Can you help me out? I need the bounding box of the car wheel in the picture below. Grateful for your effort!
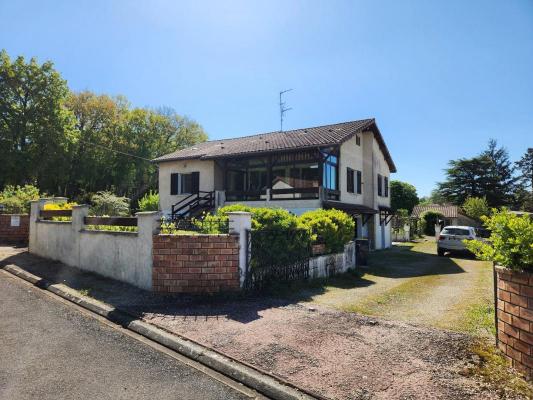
[437,247,445,257]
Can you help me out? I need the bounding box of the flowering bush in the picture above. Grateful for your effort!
[464,209,533,271]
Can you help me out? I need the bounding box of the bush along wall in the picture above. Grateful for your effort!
[197,204,355,267]
[465,210,533,377]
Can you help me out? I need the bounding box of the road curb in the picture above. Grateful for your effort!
[2,264,318,400]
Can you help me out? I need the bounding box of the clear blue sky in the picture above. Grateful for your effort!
[1,0,532,196]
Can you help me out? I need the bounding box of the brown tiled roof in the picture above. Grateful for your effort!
[411,204,461,218]
[153,119,397,172]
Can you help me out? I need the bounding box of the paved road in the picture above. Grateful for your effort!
[0,271,259,400]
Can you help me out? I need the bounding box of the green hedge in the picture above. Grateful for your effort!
[299,208,355,253]
[199,205,355,267]
[465,209,533,271]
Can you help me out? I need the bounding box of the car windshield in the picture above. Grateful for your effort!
[441,228,470,236]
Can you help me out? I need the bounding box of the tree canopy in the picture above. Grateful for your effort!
[0,50,207,201]
[462,197,490,221]
[390,180,419,213]
[436,140,519,207]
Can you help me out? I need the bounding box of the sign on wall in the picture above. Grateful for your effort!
[10,215,20,227]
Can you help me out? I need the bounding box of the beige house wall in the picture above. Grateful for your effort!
[339,135,365,204]
[158,159,216,212]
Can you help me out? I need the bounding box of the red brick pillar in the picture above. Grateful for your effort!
[496,266,533,377]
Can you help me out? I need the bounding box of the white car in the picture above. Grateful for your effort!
[437,226,479,256]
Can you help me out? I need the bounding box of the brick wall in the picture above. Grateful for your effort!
[496,266,533,377]
[0,214,29,245]
[152,234,240,294]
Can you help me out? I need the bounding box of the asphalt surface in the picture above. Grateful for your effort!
[0,271,258,400]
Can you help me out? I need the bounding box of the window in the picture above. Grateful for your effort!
[377,174,383,196]
[384,176,389,197]
[170,172,199,195]
[355,135,361,146]
[322,153,338,191]
[346,168,354,193]
[356,170,362,194]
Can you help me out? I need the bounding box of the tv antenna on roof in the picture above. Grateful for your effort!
[279,89,293,132]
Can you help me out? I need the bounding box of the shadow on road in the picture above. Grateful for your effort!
[0,248,374,324]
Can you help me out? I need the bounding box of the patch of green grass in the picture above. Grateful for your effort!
[78,288,91,297]
[469,341,533,398]
[460,301,496,337]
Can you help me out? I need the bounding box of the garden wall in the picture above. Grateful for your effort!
[152,234,240,293]
[0,214,29,245]
[309,241,356,279]
[496,266,533,377]
[29,199,159,290]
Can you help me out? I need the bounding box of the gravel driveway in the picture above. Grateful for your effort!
[1,245,529,399]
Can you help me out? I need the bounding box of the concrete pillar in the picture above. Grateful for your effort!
[265,188,271,202]
[404,224,410,241]
[215,190,226,209]
[227,211,252,288]
[29,197,68,254]
[136,211,161,291]
[71,205,89,232]
[136,211,161,237]
[435,224,441,240]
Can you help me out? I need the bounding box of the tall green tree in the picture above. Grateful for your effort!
[390,180,419,213]
[0,50,208,201]
[437,140,520,207]
[0,50,75,193]
[462,197,490,220]
[516,148,533,191]
[63,91,208,200]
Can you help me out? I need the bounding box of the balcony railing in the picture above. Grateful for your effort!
[225,187,320,202]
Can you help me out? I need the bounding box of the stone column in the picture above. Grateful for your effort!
[227,211,252,288]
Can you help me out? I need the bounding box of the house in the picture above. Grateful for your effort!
[411,204,481,227]
[152,119,396,249]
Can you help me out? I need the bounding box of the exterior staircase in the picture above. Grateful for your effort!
[171,191,215,219]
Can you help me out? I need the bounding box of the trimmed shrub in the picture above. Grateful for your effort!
[199,204,311,267]
[299,209,355,253]
[138,190,159,212]
[464,209,533,271]
[90,191,130,216]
